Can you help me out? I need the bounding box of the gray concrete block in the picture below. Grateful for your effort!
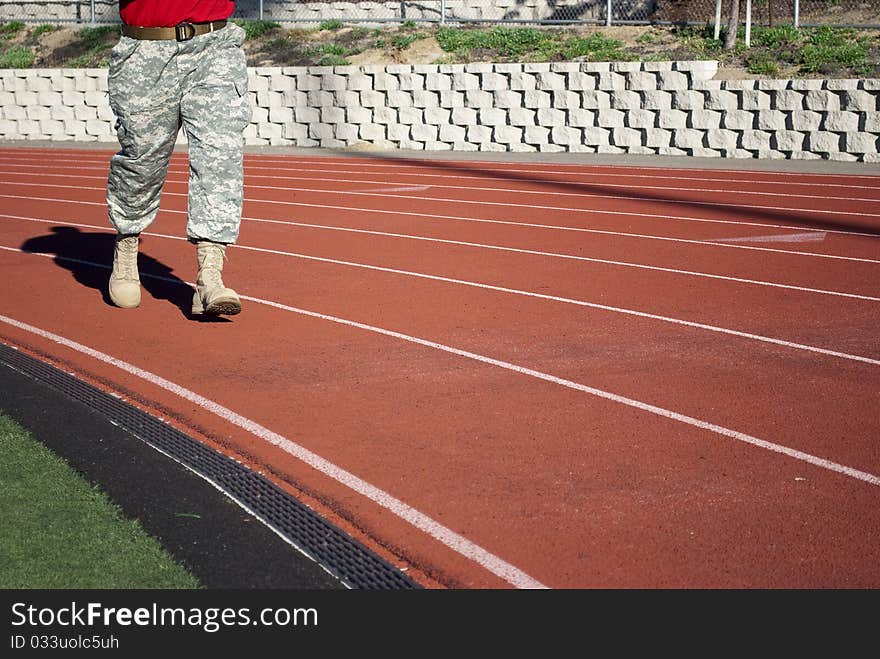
[722,110,754,130]
[538,107,566,126]
[626,71,658,91]
[509,106,537,126]
[689,147,722,157]
[481,72,509,91]
[865,112,880,131]
[657,70,689,90]
[360,123,384,142]
[425,72,452,91]
[388,123,411,141]
[841,90,877,111]
[823,111,860,132]
[597,144,627,154]
[645,127,672,148]
[465,89,493,108]
[359,90,386,107]
[672,90,705,110]
[826,80,859,90]
[425,107,452,125]
[705,89,738,110]
[580,90,611,109]
[321,106,345,124]
[467,124,492,143]
[494,90,524,109]
[612,126,643,147]
[480,107,508,126]
[597,72,626,90]
[509,72,537,91]
[657,146,690,156]
[658,109,688,129]
[774,90,805,110]
[387,90,414,107]
[567,72,597,91]
[398,73,426,91]
[596,108,626,127]
[554,90,582,110]
[523,90,552,108]
[568,108,596,127]
[413,90,440,108]
[845,132,879,153]
[610,90,641,109]
[451,107,477,125]
[673,128,706,148]
[626,109,657,128]
[373,73,401,91]
[740,90,771,110]
[805,131,842,152]
[582,126,611,146]
[705,128,739,149]
[25,106,49,121]
[524,125,551,144]
[772,130,806,151]
[642,90,672,109]
[690,109,722,129]
[827,152,861,161]
[411,124,439,141]
[439,124,466,142]
[550,126,584,146]
[336,123,360,141]
[790,110,823,131]
[398,107,424,125]
[440,90,465,108]
[536,72,566,90]
[495,125,524,144]
[757,110,787,130]
[269,106,293,123]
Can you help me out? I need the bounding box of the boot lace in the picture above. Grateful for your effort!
[114,235,139,281]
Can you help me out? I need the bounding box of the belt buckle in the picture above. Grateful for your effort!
[175,22,196,41]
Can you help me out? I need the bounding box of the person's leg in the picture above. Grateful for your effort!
[179,23,251,316]
[105,37,182,308]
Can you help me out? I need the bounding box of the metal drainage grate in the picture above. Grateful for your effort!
[0,342,420,590]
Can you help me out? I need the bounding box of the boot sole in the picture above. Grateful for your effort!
[205,300,241,316]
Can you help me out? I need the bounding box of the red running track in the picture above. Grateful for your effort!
[1,145,878,588]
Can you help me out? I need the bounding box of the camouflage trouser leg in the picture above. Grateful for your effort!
[106,22,251,244]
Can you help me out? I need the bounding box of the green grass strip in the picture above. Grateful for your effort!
[0,413,201,589]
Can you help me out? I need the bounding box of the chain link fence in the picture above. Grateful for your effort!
[0,0,877,27]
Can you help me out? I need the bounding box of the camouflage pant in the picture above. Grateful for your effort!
[106,22,251,244]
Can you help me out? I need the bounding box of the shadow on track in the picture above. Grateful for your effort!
[19,226,231,322]
[321,150,880,237]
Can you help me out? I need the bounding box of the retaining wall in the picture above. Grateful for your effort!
[1,61,878,161]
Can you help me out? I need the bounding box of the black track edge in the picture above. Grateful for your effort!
[0,341,420,590]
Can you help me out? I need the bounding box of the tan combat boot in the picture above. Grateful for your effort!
[108,233,141,308]
[192,240,242,316]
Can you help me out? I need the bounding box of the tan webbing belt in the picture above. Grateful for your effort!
[121,20,228,42]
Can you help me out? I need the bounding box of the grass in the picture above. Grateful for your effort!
[0,413,201,589]
[231,19,281,40]
[0,19,877,77]
[0,45,33,68]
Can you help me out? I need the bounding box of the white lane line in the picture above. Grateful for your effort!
[3,178,880,252]
[2,285,877,493]
[5,159,880,203]
[4,223,879,366]
[3,152,880,191]
[3,170,880,220]
[5,206,879,299]
[0,312,548,590]
[716,232,828,244]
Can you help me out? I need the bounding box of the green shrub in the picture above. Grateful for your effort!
[0,45,34,68]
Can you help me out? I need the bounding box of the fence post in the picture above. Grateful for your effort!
[259,0,264,21]
[713,0,722,40]
[440,0,446,25]
[793,0,800,28]
[606,0,612,27]
[91,0,96,24]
